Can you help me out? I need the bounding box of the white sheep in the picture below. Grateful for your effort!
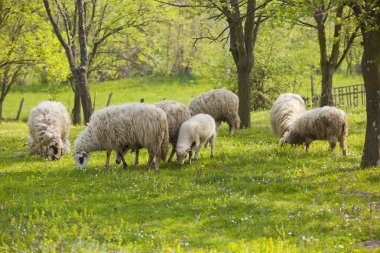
[176,113,216,165]
[26,136,70,156]
[270,93,306,138]
[116,100,191,165]
[279,106,348,155]
[189,89,240,136]
[73,103,169,171]
[27,101,71,160]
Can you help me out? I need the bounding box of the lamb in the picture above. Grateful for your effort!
[279,106,348,155]
[270,93,306,138]
[189,89,240,136]
[27,101,71,160]
[176,113,216,165]
[73,103,169,171]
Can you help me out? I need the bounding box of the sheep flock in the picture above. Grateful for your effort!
[24,89,348,170]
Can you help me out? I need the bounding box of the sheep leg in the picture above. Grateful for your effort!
[147,155,154,168]
[228,124,234,136]
[134,149,139,166]
[215,121,222,132]
[104,150,111,169]
[329,142,336,153]
[193,145,201,161]
[305,138,312,152]
[153,156,160,171]
[210,135,215,158]
[117,151,128,169]
[188,150,193,164]
[305,143,310,152]
[339,138,348,156]
[167,147,176,163]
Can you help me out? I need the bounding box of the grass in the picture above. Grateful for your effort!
[2,75,213,121]
[1,75,379,252]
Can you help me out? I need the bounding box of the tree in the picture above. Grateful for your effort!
[0,0,67,120]
[161,0,273,128]
[43,0,150,124]
[351,0,380,167]
[280,0,359,106]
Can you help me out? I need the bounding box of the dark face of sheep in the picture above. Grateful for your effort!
[74,151,89,169]
[48,141,61,160]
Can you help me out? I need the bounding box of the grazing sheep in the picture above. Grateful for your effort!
[74,103,169,171]
[189,89,240,136]
[270,93,306,138]
[176,113,216,165]
[27,136,70,156]
[27,101,71,160]
[116,100,191,164]
[279,106,348,155]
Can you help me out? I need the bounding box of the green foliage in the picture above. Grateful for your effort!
[0,78,378,252]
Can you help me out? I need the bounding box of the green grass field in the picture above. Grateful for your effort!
[1,75,379,252]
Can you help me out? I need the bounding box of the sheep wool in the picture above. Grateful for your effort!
[155,100,191,162]
[189,89,240,136]
[270,93,306,138]
[279,106,348,155]
[115,100,191,165]
[27,101,71,160]
[176,113,216,165]
[74,103,169,170]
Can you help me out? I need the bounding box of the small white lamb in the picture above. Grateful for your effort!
[176,113,216,165]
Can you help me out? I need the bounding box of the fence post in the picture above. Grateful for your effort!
[15,98,25,121]
[106,92,113,107]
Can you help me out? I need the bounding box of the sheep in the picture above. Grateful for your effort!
[270,93,306,138]
[176,113,216,165]
[27,101,71,160]
[116,100,191,165]
[189,89,240,136]
[278,106,348,155]
[26,136,70,156]
[73,103,169,171]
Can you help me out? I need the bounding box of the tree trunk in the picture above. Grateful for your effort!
[0,100,3,121]
[237,64,251,128]
[360,26,380,167]
[76,67,92,123]
[72,91,81,125]
[320,65,334,106]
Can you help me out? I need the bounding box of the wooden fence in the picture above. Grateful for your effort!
[333,84,365,107]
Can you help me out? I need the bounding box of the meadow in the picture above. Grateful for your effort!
[0,75,379,252]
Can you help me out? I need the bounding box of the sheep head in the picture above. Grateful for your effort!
[74,151,89,169]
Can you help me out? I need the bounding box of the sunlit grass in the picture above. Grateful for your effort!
[0,92,378,251]
[2,75,213,121]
